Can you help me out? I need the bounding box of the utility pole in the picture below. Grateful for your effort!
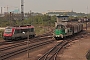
[86,6,88,31]
[7,6,8,12]
[1,7,2,14]
[10,12,12,26]
[27,31,30,58]
[30,10,32,24]
[21,0,24,25]
[30,10,31,16]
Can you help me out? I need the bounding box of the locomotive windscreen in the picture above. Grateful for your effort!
[4,28,12,34]
[56,25,65,29]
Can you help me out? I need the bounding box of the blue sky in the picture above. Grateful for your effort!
[0,0,90,13]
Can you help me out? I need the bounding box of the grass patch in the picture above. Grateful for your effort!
[35,26,47,35]
[0,30,4,39]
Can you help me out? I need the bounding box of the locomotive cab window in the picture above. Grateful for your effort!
[4,28,12,34]
[56,25,65,29]
[29,28,34,32]
[14,29,20,34]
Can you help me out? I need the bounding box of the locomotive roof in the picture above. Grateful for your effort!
[5,25,34,29]
[56,16,69,18]
[57,22,83,27]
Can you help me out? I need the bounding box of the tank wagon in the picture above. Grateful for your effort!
[3,25,35,41]
[53,16,83,40]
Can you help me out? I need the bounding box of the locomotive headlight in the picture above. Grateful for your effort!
[56,35,60,37]
[60,34,63,38]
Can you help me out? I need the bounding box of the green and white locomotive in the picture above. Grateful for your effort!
[53,16,83,40]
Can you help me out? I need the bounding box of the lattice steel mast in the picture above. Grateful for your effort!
[21,0,24,21]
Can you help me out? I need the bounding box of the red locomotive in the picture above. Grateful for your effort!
[3,25,35,41]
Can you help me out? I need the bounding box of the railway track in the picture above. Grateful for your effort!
[0,39,26,46]
[0,39,55,60]
[0,31,53,46]
[37,30,90,60]
[38,40,69,60]
[0,35,52,51]
[0,29,89,60]
[0,32,53,60]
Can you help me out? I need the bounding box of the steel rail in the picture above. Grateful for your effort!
[38,41,64,60]
[0,39,55,60]
[0,36,53,52]
[0,32,53,46]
